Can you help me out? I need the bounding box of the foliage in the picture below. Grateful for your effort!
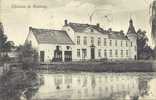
[17,43,39,70]
[153,46,156,59]
[137,29,153,60]
[0,22,14,62]
[0,70,43,100]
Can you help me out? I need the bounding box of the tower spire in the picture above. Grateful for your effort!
[127,18,136,34]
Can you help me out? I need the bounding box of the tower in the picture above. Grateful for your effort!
[150,0,156,47]
[127,19,137,60]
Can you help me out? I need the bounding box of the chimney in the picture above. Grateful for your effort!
[29,26,32,30]
[96,23,100,28]
[64,19,68,26]
[120,30,124,33]
[108,28,112,32]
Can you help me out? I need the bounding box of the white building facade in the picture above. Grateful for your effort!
[26,19,137,63]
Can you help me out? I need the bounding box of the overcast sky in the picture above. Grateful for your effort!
[0,0,154,45]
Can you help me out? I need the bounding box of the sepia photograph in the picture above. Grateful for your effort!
[0,0,156,100]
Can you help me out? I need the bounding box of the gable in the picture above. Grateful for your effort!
[25,30,39,48]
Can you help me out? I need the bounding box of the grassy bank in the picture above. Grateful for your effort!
[37,60,156,72]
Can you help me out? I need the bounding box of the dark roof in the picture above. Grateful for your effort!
[66,22,129,40]
[109,31,129,40]
[67,22,106,34]
[127,19,137,35]
[30,27,74,45]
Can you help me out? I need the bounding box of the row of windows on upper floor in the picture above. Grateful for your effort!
[77,49,129,58]
[76,36,133,47]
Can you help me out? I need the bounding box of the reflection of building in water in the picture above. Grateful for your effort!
[35,73,139,99]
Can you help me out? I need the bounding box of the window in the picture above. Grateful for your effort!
[66,46,70,50]
[115,40,117,46]
[91,29,94,32]
[29,40,32,45]
[121,50,123,57]
[98,49,101,57]
[77,36,80,45]
[115,49,118,57]
[109,40,112,46]
[126,50,128,57]
[82,49,87,58]
[40,51,45,62]
[121,41,123,47]
[126,41,128,47]
[91,37,94,45]
[68,28,70,31]
[131,42,133,47]
[104,38,107,46]
[109,50,112,57]
[104,49,107,57]
[135,46,137,51]
[83,36,87,45]
[98,37,101,46]
[77,49,80,57]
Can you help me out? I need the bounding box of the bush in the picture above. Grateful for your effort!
[17,43,39,70]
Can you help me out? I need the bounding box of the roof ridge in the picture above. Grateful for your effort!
[69,22,97,27]
[31,27,66,32]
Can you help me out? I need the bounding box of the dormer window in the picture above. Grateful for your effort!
[66,46,70,50]
[91,29,94,32]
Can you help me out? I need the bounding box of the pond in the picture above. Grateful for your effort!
[32,72,156,100]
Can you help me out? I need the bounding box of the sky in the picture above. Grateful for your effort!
[0,0,154,46]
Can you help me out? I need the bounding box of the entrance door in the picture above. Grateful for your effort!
[135,55,137,60]
[64,51,72,62]
[91,48,95,59]
[53,46,62,62]
[40,51,45,62]
[53,51,62,62]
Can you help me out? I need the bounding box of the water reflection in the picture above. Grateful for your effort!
[32,72,156,100]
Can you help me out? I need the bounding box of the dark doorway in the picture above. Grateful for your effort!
[53,46,62,62]
[64,51,72,62]
[135,55,137,60]
[40,51,45,62]
[91,47,95,59]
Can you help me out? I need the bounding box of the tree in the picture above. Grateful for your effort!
[0,22,14,61]
[137,29,153,60]
[0,70,43,100]
[150,0,156,47]
[17,43,39,70]
[153,46,156,59]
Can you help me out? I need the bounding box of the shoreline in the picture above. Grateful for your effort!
[37,60,156,72]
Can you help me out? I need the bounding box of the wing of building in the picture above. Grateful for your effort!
[26,19,137,63]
